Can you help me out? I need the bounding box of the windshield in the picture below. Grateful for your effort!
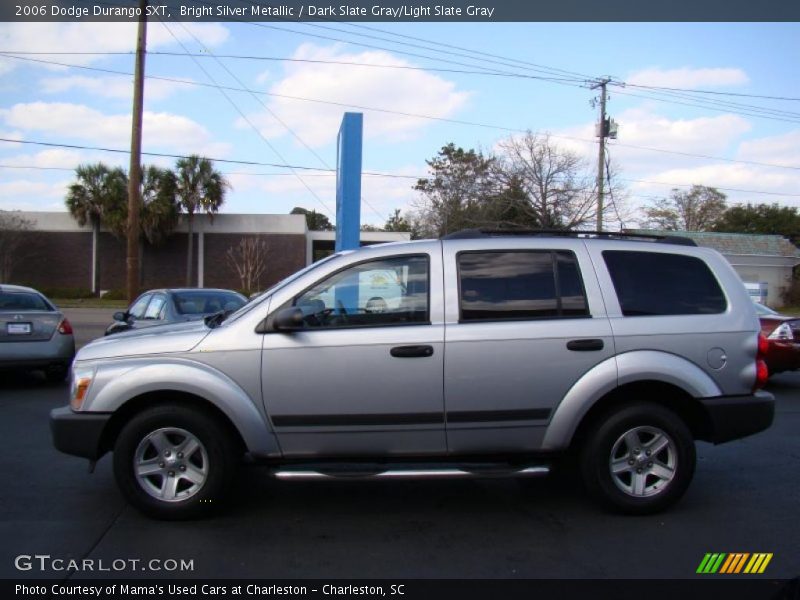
[223,253,342,325]
[172,290,246,315]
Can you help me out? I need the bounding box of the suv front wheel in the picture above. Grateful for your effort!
[113,404,238,520]
[580,402,696,514]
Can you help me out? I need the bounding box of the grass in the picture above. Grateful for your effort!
[52,298,128,309]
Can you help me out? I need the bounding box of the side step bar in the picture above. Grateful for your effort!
[271,465,550,481]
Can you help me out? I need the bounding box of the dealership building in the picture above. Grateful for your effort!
[8,212,409,294]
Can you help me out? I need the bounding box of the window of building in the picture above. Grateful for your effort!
[457,251,589,322]
[603,250,727,316]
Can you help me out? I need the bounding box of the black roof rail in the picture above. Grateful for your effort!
[441,228,697,246]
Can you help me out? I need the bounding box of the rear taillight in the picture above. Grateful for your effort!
[754,332,769,391]
[57,318,73,335]
[768,322,793,341]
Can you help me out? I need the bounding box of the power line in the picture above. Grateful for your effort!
[0,163,407,180]
[610,88,800,125]
[337,21,596,80]
[0,136,420,178]
[619,177,800,198]
[173,22,389,224]
[160,21,336,218]
[0,50,587,83]
[623,82,800,103]
[4,53,800,175]
[610,83,800,121]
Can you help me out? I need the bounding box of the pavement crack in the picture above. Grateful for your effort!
[62,502,127,583]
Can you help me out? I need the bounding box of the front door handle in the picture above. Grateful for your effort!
[390,345,434,358]
[566,339,604,352]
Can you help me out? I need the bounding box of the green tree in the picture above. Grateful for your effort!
[291,207,334,231]
[65,163,128,294]
[140,166,179,245]
[413,143,501,237]
[644,185,727,231]
[175,155,228,286]
[713,203,800,244]
[384,209,412,233]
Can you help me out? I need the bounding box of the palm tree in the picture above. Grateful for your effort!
[175,156,228,286]
[65,163,127,294]
[140,166,179,245]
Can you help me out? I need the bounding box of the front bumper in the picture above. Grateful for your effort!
[50,406,111,460]
[700,391,775,444]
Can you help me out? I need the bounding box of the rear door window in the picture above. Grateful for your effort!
[457,250,589,322]
[603,250,727,316]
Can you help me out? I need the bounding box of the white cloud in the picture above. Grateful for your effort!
[222,164,421,224]
[1,148,86,169]
[628,163,800,212]
[0,102,230,157]
[737,129,800,168]
[627,67,749,89]
[0,22,228,75]
[238,43,471,147]
[39,75,195,102]
[0,178,69,211]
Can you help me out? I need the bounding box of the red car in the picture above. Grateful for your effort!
[756,303,800,375]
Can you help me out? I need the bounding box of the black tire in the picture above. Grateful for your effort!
[113,404,238,520]
[580,402,695,515]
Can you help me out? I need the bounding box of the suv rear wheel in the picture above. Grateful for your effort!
[580,402,695,514]
[112,404,237,520]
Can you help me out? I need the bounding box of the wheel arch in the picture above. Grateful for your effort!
[99,391,247,457]
[567,381,713,451]
[86,359,281,459]
[542,351,721,451]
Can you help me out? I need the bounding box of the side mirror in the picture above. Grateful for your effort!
[113,311,129,322]
[272,307,305,332]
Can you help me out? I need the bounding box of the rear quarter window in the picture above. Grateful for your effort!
[603,250,727,316]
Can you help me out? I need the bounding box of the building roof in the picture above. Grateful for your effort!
[627,229,800,258]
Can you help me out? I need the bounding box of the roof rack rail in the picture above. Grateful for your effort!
[441,228,697,246]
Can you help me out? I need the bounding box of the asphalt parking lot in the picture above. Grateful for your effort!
[1,309,798,580]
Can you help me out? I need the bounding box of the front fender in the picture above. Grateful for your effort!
[83,358,280,458]
[541,350,723,451]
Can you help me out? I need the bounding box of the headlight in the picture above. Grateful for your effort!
[767,322,793,341]
[70,367,95,410]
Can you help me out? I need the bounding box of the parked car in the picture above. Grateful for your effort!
[755,302,800,374]
[105,288,247,336]
[51,231,774,519]
[0,284,75,381]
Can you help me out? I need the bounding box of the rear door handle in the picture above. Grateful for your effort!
[390,345,434,358]
[566,339,604,352]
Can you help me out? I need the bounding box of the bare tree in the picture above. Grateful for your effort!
[0,211,36,282]
[643,185,727,231]
[226,237,268,295]
[498,132,613,230]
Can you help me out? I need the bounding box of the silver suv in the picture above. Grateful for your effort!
[51,231,775,519]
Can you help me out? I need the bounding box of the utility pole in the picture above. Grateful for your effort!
[126,0,147,303]
[592,77,611,232]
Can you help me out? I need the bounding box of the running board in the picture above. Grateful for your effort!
[271,465,550,481]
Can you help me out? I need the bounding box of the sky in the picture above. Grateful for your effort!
[0,20,799,228]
